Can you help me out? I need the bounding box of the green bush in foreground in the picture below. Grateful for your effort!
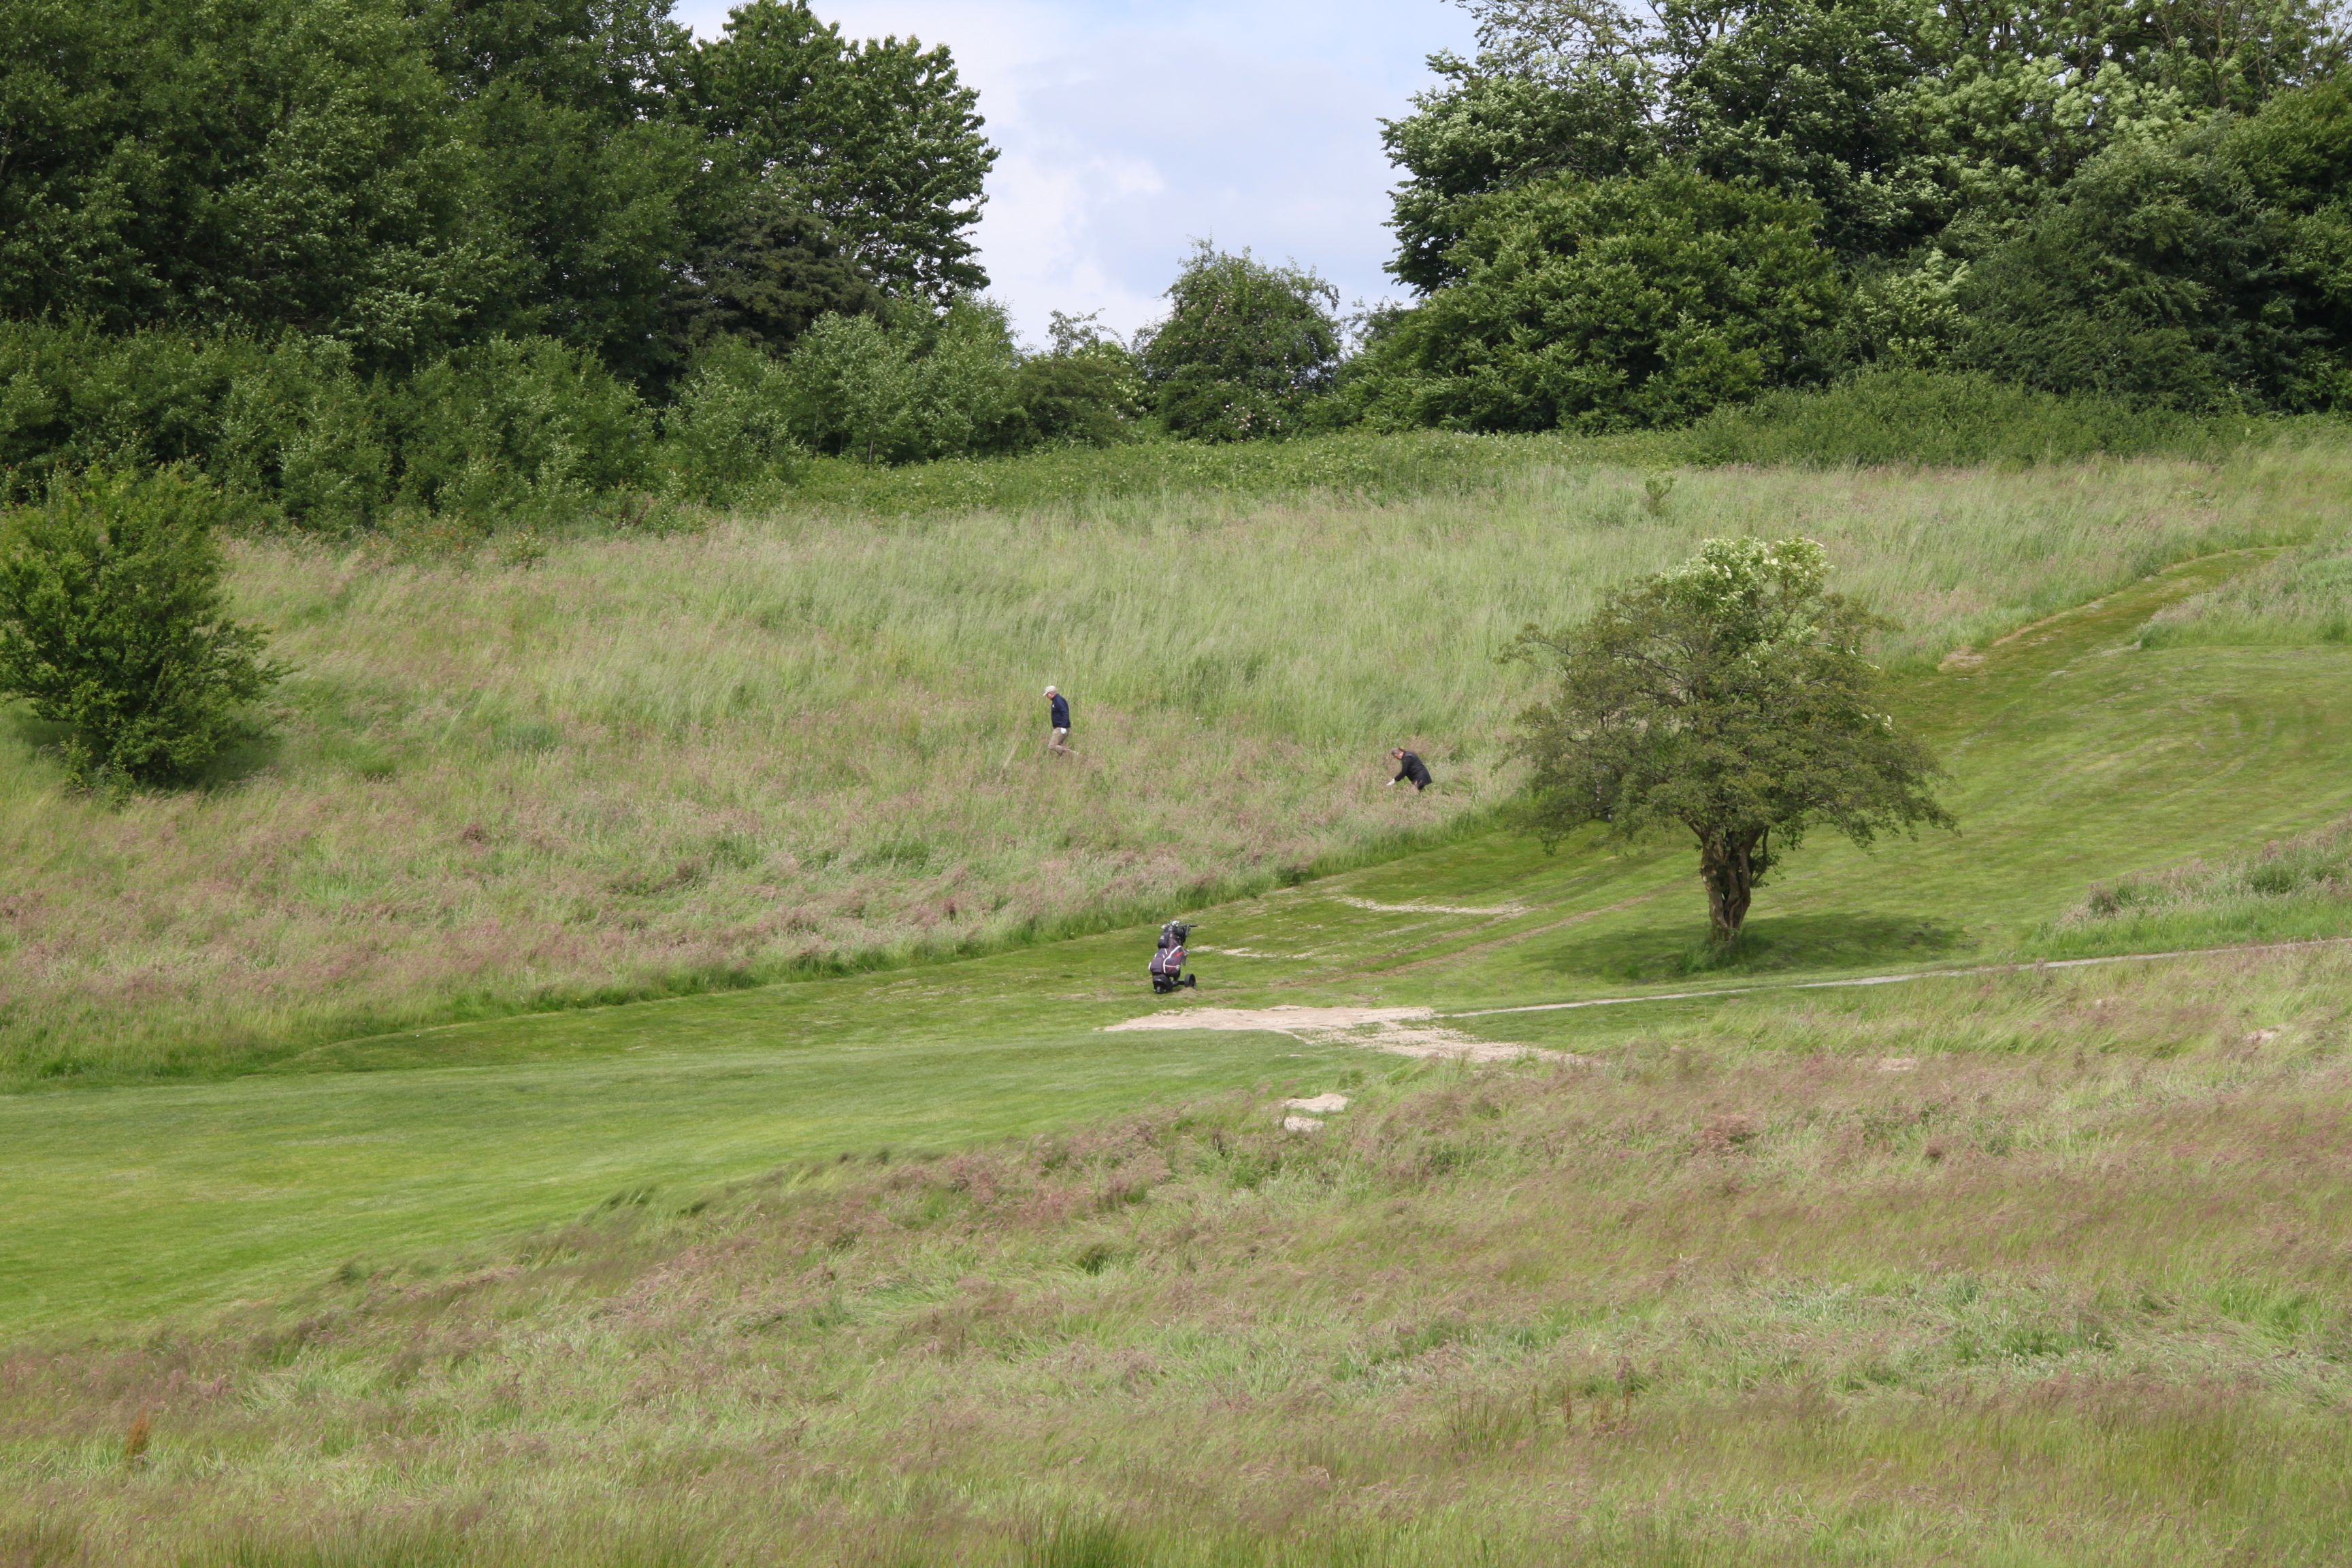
[0,469,282,787]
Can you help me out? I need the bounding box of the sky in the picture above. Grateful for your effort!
[670,1,1480,346]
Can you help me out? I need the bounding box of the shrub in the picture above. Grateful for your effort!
[994,312,1144,449]
[214,336,393,535]
[660,338,802,504]
[386,338,655,525]
[0,322,261,502]
[780,301,1022,463]
[1356,165,1845,432]
[0,468,282,787]
[1955,135,2308,408]
[1137,246,1343,442]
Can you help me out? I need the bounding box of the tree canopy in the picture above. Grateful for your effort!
[1508,536,1952,942]
[1137,247,1344,442]
[1367,0,2352,423]
[0,0,996,379]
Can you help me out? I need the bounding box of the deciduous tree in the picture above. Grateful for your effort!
[1508,536,1950,942]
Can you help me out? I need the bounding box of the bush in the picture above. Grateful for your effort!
[1955,135,2307,408]
[385,338,656,525]
[0,322,261,502]
[1355,165,1845,432]
[779,301,1023,464]
[1137,246,1342,442]
[0,323,653,532]
[213,336,393,534]
[0,468,282,787]
[994,312,1145,449]
[660,338,802,504]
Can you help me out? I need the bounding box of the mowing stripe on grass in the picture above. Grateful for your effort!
[1443,935,2352,1017]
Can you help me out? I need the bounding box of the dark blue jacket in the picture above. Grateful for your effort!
[1050,693,1071,728]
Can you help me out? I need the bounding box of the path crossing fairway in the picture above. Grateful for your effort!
[7,554,2352,1334]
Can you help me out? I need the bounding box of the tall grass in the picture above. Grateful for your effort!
[3,440,2340,1087]
[743,373,2289,517]
[9,943,2352,1564]
[2037,815,2352,954]
[1678,368,2270,469]
[2140,527,2352,646]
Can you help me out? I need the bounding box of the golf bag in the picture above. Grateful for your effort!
[1150,920,1197,994]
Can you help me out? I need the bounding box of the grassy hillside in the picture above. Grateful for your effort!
[7,549,2352,1337]
[5,438,2345,1089]
[11,438,2352,1562]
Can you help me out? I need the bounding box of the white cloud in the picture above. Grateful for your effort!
[672,0,1476,342]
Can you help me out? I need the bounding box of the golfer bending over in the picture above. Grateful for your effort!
[1388,747,1432,791]
[1046,685,1073,755]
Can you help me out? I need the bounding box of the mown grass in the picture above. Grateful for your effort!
[8,941,2352,1565]
[5,438,2345,1089]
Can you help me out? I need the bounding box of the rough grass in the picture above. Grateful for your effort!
[8,942,2352,1566]
[2141,525,2352,647]
[2040,815,2352,956]
[5,440,2344,1088]
[1676,367,2273,469]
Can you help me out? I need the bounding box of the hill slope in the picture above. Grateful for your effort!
[3,442,2342,1088]
[7,546,2352,1339]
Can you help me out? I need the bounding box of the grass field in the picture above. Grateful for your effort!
[9,430,2352,1564]
[10,543,2352,1337]
[4,438,2345,1090]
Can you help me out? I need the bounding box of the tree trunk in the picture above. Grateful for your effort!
[1698,827,1767,944]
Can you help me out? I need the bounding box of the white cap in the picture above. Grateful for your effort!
[1044,685,1058,695]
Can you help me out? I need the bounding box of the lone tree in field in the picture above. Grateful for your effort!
[0,468,283,789]
[1508,536,1951,943]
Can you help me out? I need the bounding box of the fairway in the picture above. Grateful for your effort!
[9,549,2352,1335]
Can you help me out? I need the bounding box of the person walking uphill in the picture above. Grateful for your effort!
[1046,685,1074,755]
[1389,747,1433,791]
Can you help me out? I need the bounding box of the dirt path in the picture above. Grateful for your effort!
[1104,1005,1558,1062]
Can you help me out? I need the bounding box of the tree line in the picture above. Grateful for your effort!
[1350,0,2352,427]
[7,0,2352,543]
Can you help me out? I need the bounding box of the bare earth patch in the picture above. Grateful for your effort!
[1334,897,1534,917]
[1105,1004,1555,1062]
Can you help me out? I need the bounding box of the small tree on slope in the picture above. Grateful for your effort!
[0,469,283,789]
[1508,536,1951,943]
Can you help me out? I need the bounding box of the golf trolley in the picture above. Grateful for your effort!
[1149,920,1198,994]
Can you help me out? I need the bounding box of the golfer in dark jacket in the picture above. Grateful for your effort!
[1389,748,1433,790]
[1046,685,1073,755]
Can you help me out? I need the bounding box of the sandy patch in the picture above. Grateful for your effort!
[1285,1093,1352,1114]
[1335,897,1534,917]
[1105,1004,1556,1062]
[1194,947,1322,960]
